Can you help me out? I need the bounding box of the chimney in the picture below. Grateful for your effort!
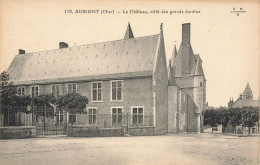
[182,23,190,44]
[18,49,25,55]
[59,42,69,49]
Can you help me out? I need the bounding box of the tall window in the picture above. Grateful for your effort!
[17,87,25,96]
[111,80,122,101]
[88,108,97,124]
[67,83,77,93]
[51,84,61,97]
[112,108,122,125]
[31,86,39,97]
[92,82,102,101]
[69,113,76,123]
[56,110,63,123]
[132,107,144,125]
[200,82,203,87]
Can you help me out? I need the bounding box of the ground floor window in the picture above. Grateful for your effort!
[88,108,97,124]
[112,107,122,125]
[132,107,144,124]
[56,110,63,123]
[69,113,76,123]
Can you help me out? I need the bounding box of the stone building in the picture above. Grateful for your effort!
[167,23,206,133]
[228,83,259,108]
[5,23,206,135]
[6,23,168,135]
[227,83,260,134]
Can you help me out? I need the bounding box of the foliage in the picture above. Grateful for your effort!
[203,109,219,130]
[216,108,229,133]
[228,108,242,128]
[1,71,31,114]
[57,93,88,114]
[241,106,259,134]
[31,94,57,116]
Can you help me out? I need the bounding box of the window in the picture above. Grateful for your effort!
[111,80,122,101]
[17,87,25,96]
[56,110,63,123]
[92,82,102,101]
[66,83,77,93]
[31,86,39,97]
[88,108,97,124]
[112,107,122,125]
[132,107,144,125]
[51,84,61,97]
[69,113,76,123]
[200,82,203,87]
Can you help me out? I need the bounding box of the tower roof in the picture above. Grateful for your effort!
[192,55,204,76]
[243,83,253,95]
[124,22,134,39]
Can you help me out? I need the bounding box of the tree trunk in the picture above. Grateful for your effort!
[212,127,213,133]
[248,127,250,135]
[8,110,9,126]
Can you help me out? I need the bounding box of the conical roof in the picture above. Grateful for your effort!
[243,83,252,95]
[124,22,134,39]
[194,58,204,76]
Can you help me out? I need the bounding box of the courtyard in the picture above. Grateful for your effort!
[0,133,259,165]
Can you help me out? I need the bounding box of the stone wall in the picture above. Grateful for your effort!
[67,125,123,137]
[0,126,36,139]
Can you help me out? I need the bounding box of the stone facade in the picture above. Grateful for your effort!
[168,23,206,133]
[6,23,168,135]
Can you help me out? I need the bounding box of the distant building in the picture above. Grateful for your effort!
[228,83,260,108]
[227,83,260,134]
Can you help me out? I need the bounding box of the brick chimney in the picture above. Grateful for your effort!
[59,42,69,49]
[182,23,190,44]
[18,49,25,55]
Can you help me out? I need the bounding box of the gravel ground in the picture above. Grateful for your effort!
[0,133,259,165]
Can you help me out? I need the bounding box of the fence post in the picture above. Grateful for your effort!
[44,103,46,133]
[126,113,129,134]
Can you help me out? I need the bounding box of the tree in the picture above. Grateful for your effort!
[241,106,259,134]
[57,93,88,125]
[1,71,31,126]
[228,108,242,134]
[217,108,229,133]
[203,109,219,133]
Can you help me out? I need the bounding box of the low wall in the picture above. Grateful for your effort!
[128,126,155,136]
[0,126,37,139]
[67,125,124,137]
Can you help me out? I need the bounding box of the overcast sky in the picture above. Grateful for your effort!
[0,0,259,107]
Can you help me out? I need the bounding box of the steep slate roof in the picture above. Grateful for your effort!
[243,83,253,96]
[191,54,204,76]
[124,23,134,39]
[8,34,160,85]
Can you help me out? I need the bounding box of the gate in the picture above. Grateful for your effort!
[33,106,67,136]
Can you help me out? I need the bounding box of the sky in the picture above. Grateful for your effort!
[0,0,259,107]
